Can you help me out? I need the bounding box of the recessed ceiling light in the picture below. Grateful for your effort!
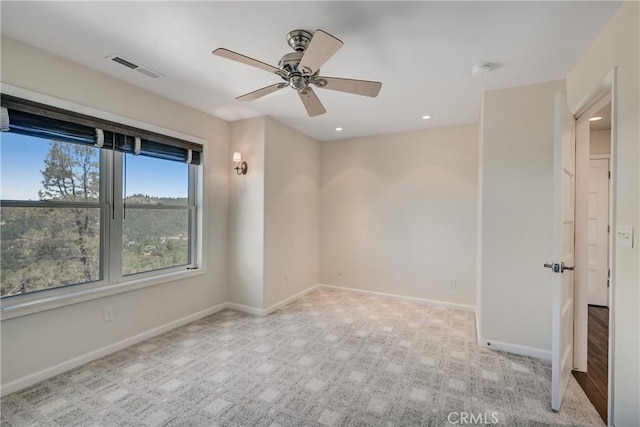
[422,115,432,120]
[589,116,603,121]
[335,127,343,131]
[471,62,493,76]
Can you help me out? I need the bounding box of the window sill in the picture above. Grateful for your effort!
[0,268,206,321]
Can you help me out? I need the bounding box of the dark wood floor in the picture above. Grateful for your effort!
[573,305,609,424]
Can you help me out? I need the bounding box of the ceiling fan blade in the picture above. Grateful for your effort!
[298,30,343,75]
[212,48,280,74]
[298,88,327,117]
[236,83,288,102]
[316,77,382,97]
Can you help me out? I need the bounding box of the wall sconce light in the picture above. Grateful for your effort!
[233,151,248,175]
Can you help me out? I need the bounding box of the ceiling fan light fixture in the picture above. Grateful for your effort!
[290,74,307,91]
[471,62,493,76]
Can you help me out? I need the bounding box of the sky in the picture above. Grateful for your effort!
[1,133,188,200]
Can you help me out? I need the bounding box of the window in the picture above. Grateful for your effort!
[0,95,202,300]
[121,155,194,276]
[1,134,104,296]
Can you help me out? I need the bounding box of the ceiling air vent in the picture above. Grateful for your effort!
[106,54,165,79]
[135,67,163,79]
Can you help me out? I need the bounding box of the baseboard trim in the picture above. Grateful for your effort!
[225,302,264,316]
[227,284,320,316]
[317,284,476,312]
[263,284,320,315]
[478,337,551,361]
[0,302,228,397]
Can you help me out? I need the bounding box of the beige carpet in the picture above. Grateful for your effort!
[1,289,603,426]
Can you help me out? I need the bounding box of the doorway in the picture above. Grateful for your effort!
[573,100,612,424]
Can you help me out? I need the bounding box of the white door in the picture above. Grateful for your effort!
[587,157,609,306]
[548,93,576,412]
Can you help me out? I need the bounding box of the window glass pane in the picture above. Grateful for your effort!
[124,154,188,205]
[122,208,190,275]
[1,133,100,202]
[0,206,102,297]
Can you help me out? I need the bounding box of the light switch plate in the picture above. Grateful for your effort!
[616,225,634,248]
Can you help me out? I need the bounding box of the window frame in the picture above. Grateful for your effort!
[0,85,206,320]
[0,143,109,296]
[114,150,198,280]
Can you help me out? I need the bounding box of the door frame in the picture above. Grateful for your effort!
[572,68,616,426]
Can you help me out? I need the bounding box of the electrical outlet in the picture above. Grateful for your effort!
[104,306,114,322]
[337,265,344,276]
[449,278,457,289]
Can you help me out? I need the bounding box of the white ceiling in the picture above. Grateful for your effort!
[1,1,621,141]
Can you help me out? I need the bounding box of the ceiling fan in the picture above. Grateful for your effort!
[212,29,382,117]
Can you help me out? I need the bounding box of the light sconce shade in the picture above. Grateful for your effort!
[233,151,248,175]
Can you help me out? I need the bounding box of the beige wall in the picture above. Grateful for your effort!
[567,2,639,424]
[320,124,478,306]
[228,117,320,310]
[0,37,230,385]
[228,117,266,308]
[589,129,611,155]
[263,118,320,308]
[478,79,566,354]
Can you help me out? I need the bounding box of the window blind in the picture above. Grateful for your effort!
[4,108,101,147]
[1,94,203,165]
[112,133,201,164]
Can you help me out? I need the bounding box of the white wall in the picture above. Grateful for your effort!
[227,117,320,310]
[590,129,611,155]
[228,117,266,309]
[478,79,566,354]
[320,124,478,307]
[263,118,319,308]
[567,2,639,423]
[0,37,230,387]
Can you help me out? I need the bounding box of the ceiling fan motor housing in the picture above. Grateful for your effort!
[278,52,304,73]
[279,51,320,92]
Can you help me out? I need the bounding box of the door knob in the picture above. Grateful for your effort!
[544,262,573,273]
[561,262,574,272]
[544,262,560,273]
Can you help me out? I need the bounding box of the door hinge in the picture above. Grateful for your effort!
[608,171,611,179]
[608,225,610,233]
